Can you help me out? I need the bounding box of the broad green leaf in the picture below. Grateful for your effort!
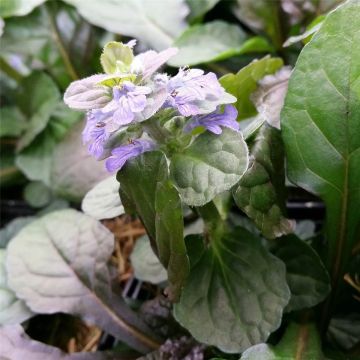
[130,235,167,285]
[272,235,331,312]
[0,250,33,325]
[6,209,160,353]
[250,67,291,129]
[100,41,134,74]
[232,0,283,49]
[0,107,27,138]
[174,227,290,353]
[16,107,82,186]
[170,128,249,206]
[16,72,60,151]
[220,57,283,120]
[155,180,189,300]
[0,324,126,359]
[281,0,360,285]
[186,0,220,20]
[82,175,124,220]
[168,21,271,67]
[233,124,294,239]
[16,131,56,185]
[118,151,190,301]
[0,0,46,18]
[241,323,324,360]
[64,0,189,51]
[50,122,109,201]
[23,181,52,208]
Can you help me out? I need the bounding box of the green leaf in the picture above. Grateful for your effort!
[118,152,190,301]
[82,175,124,220]
[241,323,324,360]
[16,72,60,151]
[155,180,189,301]
[130,235,167,285]
[50,122,109,201]
[64,0,189,51]
[272,235,331,312]
[186,0,220,21]
[170,128,249,206]
[0,250,33,325]
[118,151,167,240]
[0,107,27,138]
[16,107,82,186]
[328,314,360,350]
[281,0,360,286]
[100,41,134,74]
[6,209,160,353]
[233,124,294,239]
[0,0,46,18]
[168,21,272,67]
[174,227,290,353]
[220,56,283,120]
[232,0,283,49]
[23,181,52,208]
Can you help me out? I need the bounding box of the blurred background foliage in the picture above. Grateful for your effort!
[0,0,341,220]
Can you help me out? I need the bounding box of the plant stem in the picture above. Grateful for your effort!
[45,4,79,81]
[0,57,23,83]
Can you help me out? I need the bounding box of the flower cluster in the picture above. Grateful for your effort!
[64,40,239,172]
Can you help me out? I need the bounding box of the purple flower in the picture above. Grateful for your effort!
[82,110,113,159]
[184,105,239,135]
[105,139,155,172]
[101,81,152,128]
[166,68,236,116]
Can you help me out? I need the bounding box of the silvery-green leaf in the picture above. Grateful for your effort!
[64,0,189,51]
[0,250,33,325]
[251,67,291,129]
[64,74,111,111]
[100,41,134,74]
[0,217,35,249]
[82,175,124,220]
[0,0,46,18]
[170,128,249,206]
[174,227,290,353]
[169,21,271,67]
[0,324,126,359]
[6,209,160,353]
[130,235,167,284]
[50,123,109,202]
